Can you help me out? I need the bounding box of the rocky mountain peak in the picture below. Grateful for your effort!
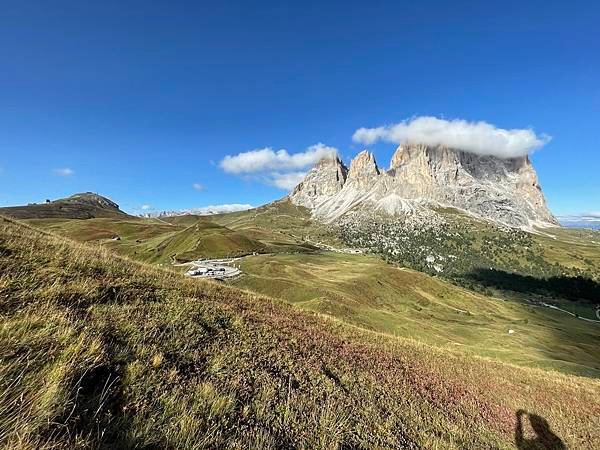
[348,150,380,187]
[314,152,344,168]
[66,192,121,210]
[390,143,429,170]
[289,153,348,209]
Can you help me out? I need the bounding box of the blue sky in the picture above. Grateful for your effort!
[1,0,598,215]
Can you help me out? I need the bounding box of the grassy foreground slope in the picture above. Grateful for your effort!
[234,252,600,377]
[1,217,600,449]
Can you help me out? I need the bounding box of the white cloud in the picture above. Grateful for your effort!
[141,204,152,210]
[220,143,337,174]
[220,143,337,191]
[192,183,205,191]
[352,116,550,158]
[269,171,307,190]
[189,204,253,215]
[54,168,74,176]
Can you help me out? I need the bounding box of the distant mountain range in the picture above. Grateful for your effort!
[140,204,254,218]
[290,143,558,228]
[558,215,600,230]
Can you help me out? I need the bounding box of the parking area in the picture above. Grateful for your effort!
[185,258,242,279]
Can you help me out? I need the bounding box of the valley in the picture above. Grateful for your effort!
[2,191,599,448]
[232,252,600,377]
[0,170,600,448]
[23,200,333,266]
[14,195,600,380]
[2,215,600,449]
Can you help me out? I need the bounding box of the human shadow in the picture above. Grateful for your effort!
[515,409,566,449]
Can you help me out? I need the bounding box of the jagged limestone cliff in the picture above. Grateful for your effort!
[289,144,558,228]
[289,154,348,209]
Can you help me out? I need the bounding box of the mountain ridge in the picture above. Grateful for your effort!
[290,144,558,228]
[0,192,129,219]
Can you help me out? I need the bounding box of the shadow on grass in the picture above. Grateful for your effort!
[515,409,565,449]
[464,268,600,303]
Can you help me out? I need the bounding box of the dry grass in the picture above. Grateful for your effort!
[1,216,599,449]
[234,252,600,377]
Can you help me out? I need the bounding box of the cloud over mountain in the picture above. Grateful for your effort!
[353,116,550,158]
[220,143,338,190]
[269,171,307,190]
[220,143,337,174]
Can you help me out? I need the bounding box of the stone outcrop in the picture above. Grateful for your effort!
[289,144,558,228]
[289,153,348,209]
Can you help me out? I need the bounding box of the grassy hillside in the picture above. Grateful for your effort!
[24,217,185,264]
[338,209,600,303]
[26,203,600,351]
[26,201,333,265]
[0,193,129,220]
[533,226,600,271]
[210,200,346,250]
[233,252,600,377]
[2,216,599,448]
[151,220,266,262]
[24,202,600,378]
